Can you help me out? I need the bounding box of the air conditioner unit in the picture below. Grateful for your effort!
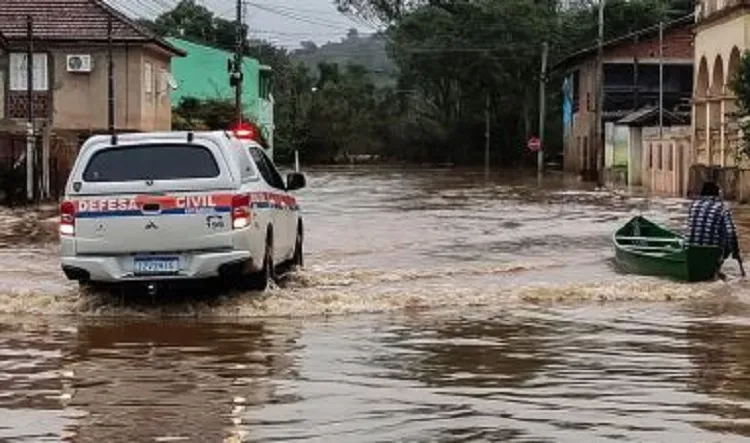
[66,54,93,73]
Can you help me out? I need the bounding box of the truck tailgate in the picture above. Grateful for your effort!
[73,193,236,255]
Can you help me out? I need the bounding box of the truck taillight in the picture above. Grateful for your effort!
[60,201,76,236]
[231,194,251,229]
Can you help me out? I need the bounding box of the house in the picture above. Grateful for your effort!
[167,38,275,158]
[0,0,186,200]
[555,15,694,189]
[690,0,750,200]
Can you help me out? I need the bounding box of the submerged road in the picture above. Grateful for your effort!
[1,167,750,442]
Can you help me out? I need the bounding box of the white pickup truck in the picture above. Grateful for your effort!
[59,130,306,292]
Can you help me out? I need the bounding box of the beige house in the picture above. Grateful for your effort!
[0,0,185,200]
[691,0,750,199]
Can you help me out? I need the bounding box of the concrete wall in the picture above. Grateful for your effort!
[693,12,748,78]
[564,58,596,174]
[688,165,750,202]
[139,47,173,131]
[628,127,643,186]
[49,44,172,132]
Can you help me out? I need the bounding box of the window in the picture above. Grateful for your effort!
[158,69,167,97]
[259,69,273,100]
[249,147,285,189]
[233,145,258,182]
[83,144,220,182]
[144,62,153,94]
[9,53,48,91]
[572,70,580,112]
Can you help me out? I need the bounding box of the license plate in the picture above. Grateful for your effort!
[133,257,179,275]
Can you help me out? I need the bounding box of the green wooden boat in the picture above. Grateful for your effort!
[613,216,724,282]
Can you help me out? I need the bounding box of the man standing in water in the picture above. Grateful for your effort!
[687,181,740,265]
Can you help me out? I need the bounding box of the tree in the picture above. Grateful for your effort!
[146,0,697,167]
[730,51,750,158]
[146,0,244,52]
[172,97,242,130]
[332,0,695,166]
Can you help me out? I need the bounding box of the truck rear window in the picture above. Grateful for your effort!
[83,144,220,182]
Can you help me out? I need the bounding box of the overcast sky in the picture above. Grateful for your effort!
[114,0,377,48]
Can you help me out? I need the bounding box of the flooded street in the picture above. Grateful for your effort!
[3,167,750,441]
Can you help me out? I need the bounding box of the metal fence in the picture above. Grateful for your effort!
[0,132,75,206]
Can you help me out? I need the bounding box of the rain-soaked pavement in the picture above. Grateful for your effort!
[3,167,750,442]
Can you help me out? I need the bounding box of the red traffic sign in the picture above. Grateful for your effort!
[527,136,541,152]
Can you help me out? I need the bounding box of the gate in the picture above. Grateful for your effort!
[0,132,70,206]
[0,134,33,206]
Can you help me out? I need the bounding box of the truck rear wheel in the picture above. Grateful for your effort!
[292,227,304,268]
[245,237,274,291]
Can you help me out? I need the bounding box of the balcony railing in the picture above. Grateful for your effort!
[603,91,690,113]
[5,92,51,120]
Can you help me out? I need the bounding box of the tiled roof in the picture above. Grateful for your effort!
[0,0,185,56]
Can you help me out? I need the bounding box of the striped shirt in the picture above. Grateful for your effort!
[686,196,738,253]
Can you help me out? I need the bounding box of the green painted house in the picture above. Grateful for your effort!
[167,38,274,157]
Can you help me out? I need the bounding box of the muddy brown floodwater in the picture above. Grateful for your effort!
[4,167,750,442]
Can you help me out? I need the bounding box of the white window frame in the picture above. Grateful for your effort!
[9,53,49,91]
[158,68,167,97]
[144,62,153,95]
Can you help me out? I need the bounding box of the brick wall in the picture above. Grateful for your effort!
[605,27,693,60]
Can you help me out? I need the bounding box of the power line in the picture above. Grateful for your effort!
[109,0,163,17]
[246,2,357,30]
[114,0,550,57]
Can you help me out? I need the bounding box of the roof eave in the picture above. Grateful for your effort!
[3,37,186,56]
[152,39,187,57]
[617,108,690,126]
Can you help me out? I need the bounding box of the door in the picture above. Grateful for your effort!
[248,147,295,261]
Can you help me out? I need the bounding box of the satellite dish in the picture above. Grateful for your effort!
[165,72,178,90]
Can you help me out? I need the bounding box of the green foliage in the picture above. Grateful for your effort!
[334,0,694,165]
[172,97,244,131]
[146,0,695,166]
[729,50,750,158]
[146,0,241,52]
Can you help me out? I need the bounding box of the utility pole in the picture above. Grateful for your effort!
[107,14,115,134]
[594,0,605,186]
[633,34,639,109]
[658,21,664,138]
[484,91,490,178]
[538,42,548,175]
[25,15,34,202]
[233,0,244,124]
